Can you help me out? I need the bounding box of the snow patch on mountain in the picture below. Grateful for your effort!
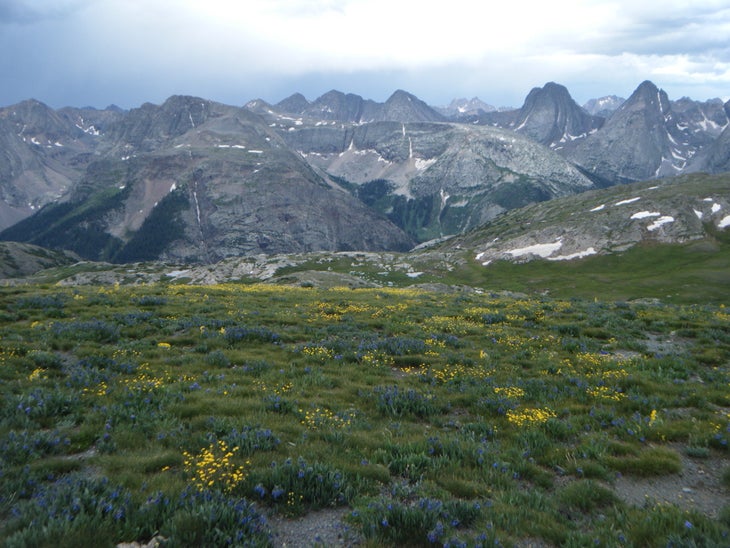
[548,247,597,261]
[647,216,674,231]
[630,211,661,220]
[506,240,562,258]
[415,158,436,171]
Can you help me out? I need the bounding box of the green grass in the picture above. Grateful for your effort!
[0,283,728,546]
[446,239,730,305]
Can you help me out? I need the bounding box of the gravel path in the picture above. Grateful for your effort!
[612,447,729,518]
[267,507,360,547]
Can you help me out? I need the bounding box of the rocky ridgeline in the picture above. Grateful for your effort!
[0,82,728,266]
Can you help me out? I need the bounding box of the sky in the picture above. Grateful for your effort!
[1,0,729,110]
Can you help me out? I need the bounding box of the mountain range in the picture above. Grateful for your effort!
[0,80,728,265]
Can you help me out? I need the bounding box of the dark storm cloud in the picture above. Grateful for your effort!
[0,1,729,110]
[592,5,730,57]
[0,0,92,25]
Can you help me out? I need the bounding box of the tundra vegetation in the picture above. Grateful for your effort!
[0,281,728,546]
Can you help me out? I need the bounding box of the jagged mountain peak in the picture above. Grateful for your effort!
[275,92,310,114]
[618,80,670,115]
[443,97,496,116]
[243,98,273,114]
[583,95,625,116]
[386,89,417,102]
[305,90,368,122]
[378,90,445,123]
[521,82,574,109]
[0,97,67,128]
[566,80,693,185]
[509,81,603,148]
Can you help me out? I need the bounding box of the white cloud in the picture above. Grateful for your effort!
[2,0,730,107]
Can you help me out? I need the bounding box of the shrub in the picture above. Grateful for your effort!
[557,480,620,513]
[604,447,682,476]
[212,426,281,456]
[373,385,438,418]
[224,326,280,345]
[0,430,70,465]
[51,320,120,343]
[160,489,272,547]
[246,457,349,516]
[350,497,482,546]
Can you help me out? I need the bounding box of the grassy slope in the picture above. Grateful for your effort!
[0,283,728,546]
[453,240,730,305]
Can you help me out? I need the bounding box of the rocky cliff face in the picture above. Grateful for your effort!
[285,119,595,241]
[507,82,604,148]
[686,101,730,174]
[455,83,604,150]
[566,81,728,185]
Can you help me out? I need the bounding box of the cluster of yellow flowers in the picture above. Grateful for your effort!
[287,491,304,508]
[586,385,626,401]
[254,380,293,395]
[494,386,525,399]
[183,440,248,493]
[27,368,46,381]
[83,381,109,397]
[314,301,371,321]
[359,351,394,368]
[424,338,446,357]
[562,352,631,380]
[299,407,352,430]
[417,363,493,384]
[422,315,482,336]
[506,407,556,427]
[300,345,334,361]
[112,348,141,360]
[370,303,408,318]
[0,346,20,366]
[648,409,659,426]
[120,363,169,392]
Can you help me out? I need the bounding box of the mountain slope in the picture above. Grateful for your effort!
[687,101,730,173]
[508,82,604,148]
[0,98,414,262]
[565,81,720,185]
[286,120,596,241]
[0,99,101,228]
[0,241,79,278]
[443,172,730,265]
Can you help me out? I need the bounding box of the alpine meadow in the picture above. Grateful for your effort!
[1,79,730,547]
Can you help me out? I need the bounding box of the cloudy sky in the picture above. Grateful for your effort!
[1,0,729,110]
